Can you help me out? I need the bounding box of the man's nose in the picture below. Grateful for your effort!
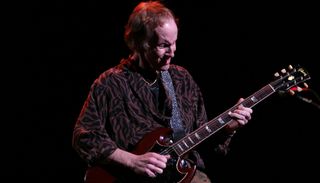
[166,45,175,57]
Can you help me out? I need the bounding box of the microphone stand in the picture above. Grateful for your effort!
[296,88,320,110]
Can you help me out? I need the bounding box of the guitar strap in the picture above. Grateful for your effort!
[160,70,185,141]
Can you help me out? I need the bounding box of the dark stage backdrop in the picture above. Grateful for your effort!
[11,0,319,182]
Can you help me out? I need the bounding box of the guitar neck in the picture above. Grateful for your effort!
[171,84,275,156]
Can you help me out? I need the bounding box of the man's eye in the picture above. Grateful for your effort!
[158,44,169,48]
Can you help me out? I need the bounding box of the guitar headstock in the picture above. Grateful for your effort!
[271,64,311,95]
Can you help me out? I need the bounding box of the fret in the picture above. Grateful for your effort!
[205,125,212,133]
[182,140,189,148]
[217,117,225,124]
[243,85,274,108]
[185,138,194,147]
[188,136,194,144]
[172,145,181,155]
[195,132,200,140]
[177,144,184,152]
[250,96,258,103]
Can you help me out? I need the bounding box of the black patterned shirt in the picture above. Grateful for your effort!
[72,58,233,168]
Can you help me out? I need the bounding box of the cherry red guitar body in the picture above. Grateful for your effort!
[85,127,196,183]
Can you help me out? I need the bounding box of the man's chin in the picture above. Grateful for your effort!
[160,64,170,71]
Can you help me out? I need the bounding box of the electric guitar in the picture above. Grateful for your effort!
[84,65,311,183]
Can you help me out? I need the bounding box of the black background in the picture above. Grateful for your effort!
[9,0,319,182]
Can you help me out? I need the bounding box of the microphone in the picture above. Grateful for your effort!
[294,87,320,110]
[296,95,320,109]
[296,95,313,104]
[279,83,320,110]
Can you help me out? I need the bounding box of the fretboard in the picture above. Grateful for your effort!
[171,84,275,156]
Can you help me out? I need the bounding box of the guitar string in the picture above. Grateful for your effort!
[158,92,256,156]
[159,67,310,156]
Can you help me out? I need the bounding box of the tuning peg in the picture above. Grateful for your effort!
[288,89,295,96]
[290,84,309,93]
[274,72,280,77]
[294,86,303,92]
[288,65,293,70]
[281,68,287,74]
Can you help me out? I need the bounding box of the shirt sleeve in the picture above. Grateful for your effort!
[72,82,117,165]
